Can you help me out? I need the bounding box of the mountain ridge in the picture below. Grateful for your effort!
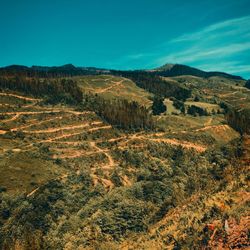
[0,63,244,80]
[153,63,243,80]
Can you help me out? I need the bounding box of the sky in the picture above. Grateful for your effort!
[0,0,250,78]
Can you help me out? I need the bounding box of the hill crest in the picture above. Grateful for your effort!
[154,63,243,80]
[0,63,243,80]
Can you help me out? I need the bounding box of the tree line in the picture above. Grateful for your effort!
[187,105,209,116]
[225,107,250,134]
[84,94,154,130]
[0,76,83,104]
[245,79,250,89]
[0,64,104,78]
[219,102,250,134]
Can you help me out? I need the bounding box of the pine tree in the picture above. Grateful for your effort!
[152,96,166,115]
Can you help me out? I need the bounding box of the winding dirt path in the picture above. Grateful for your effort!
[11,116,64,132]
[0,110,92,116]
[40,125,112,143]
[26,187,40,198]
[22,121,102,134]
[41,131,84,143]
[0,110,62,116]
[51,139,116,165]
[90,141,115,169]
[0,92,42,102]
[149,137,206,152]
[90,174,114,190]
[118,132,206,153]
[87,125,111,132]
[219,91,238,97]
[0,114,20,123]
[94,80,125,94]
[195,124,229,132]
[49,141,82,146]
[107,136,127,143]
[0,103,16,107]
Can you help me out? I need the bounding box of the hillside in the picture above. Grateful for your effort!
[0,66,249,250]
[76,75,153,107]
[154,64,244,80]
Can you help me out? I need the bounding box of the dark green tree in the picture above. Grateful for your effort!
[152,96,166,115]
[187,105,208,116]
[245,79,250,89]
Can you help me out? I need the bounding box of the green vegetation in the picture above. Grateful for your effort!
[0,67,249,249]
[112,70,191,101]
[0,139,247,249]
[84,94,154,130]
[187,105,208,116]
[77,75,153,107]
[172,99,185,113]
[226,107,250,134]
[0,76,83,104]
[245,79,250,89]
[152,96,166,115]
[185,101,221,114]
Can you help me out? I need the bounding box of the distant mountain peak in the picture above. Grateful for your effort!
[153,63,243,80]
[0,63,243,80]
[155,63,176,71]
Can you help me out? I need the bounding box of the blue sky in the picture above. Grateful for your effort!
[0,0,250,78]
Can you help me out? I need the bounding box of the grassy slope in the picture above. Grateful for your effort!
[1,74,245,194]
[76,75,153,107]
[0,74,249,249]
[163,98,180,114]
[0,90,209,194]
[185,101,221,112]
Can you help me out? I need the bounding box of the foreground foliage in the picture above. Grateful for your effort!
[0,139,248,249]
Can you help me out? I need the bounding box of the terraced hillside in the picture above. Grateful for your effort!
[0,89,213,193]
[169,75,249,108]
[76,75,153,107]
[0,71,249,250]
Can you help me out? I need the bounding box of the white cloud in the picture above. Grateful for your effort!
[154,15,250,77]
[171,15,250,43]
[198,61,250,74]
[156,42,250,65]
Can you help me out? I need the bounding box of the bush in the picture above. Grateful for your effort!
[187,105,208,116]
